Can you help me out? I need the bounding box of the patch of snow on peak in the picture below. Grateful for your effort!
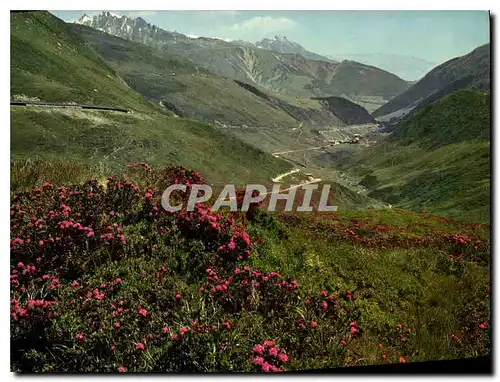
[108,12,122,18]
[187,34,199,39]
[213,37,233,42]
[78,15,93,24]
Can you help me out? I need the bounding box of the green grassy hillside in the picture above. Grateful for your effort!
[11,11,158,113]
[390,89,490,147]
[10,11,293,185]
[11,108,292,185]
[373,44,490,118]
[339,90,490,223]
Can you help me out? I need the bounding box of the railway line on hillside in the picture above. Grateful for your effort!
[10,101,130,113]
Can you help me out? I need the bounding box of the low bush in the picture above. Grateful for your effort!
[10,163,491,372]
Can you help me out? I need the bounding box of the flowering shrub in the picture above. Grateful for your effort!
[200,265,299,315]
[277,212,490,264]
[251,341,288,372]
[10,163,491,372]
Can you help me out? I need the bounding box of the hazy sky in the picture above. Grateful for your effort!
[51,10,490,64]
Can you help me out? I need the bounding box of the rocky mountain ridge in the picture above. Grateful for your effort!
[255,35,336,63]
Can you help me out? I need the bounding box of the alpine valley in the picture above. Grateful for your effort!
[10,10,491,374]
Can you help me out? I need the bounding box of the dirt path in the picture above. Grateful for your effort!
[274,178,322,193]
[228,177,322,201]
[271,168,300,182]
[272,145,333,156]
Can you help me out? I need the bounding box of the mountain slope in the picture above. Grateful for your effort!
[75,12,410,105]
[255,35,336,63]
[316,59,409,99]
[70,24,304,129]
[340,89,490,223]
[10,11,293,184]
[390,89,490,147]
[311,96,375,125]
[11,11,159,113]
[232,80,345,127]
[71,24,380,130]
[373,44,490,118]
[11,108,293,184]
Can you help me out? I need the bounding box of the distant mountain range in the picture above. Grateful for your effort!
[372,43,490,118]
[330,53,436,81]
[70,23,374,128]
[75,12,410,108]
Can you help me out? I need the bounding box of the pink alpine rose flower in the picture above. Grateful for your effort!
[252,356,265,366]
[252,344,265,355]
[261,362,271,372]
[268,347,279,357]
[278,353,289,363]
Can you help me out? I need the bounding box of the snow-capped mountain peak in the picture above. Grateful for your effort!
[76,14,93,24]
[255,36,336,63]
[107,12,123,18]
[74,11,169,47]
[73,11,236,48]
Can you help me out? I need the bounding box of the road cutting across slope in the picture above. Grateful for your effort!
[227,176,323,201]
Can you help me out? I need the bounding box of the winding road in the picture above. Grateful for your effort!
[272,145,334,156]
[227,176,323,201]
